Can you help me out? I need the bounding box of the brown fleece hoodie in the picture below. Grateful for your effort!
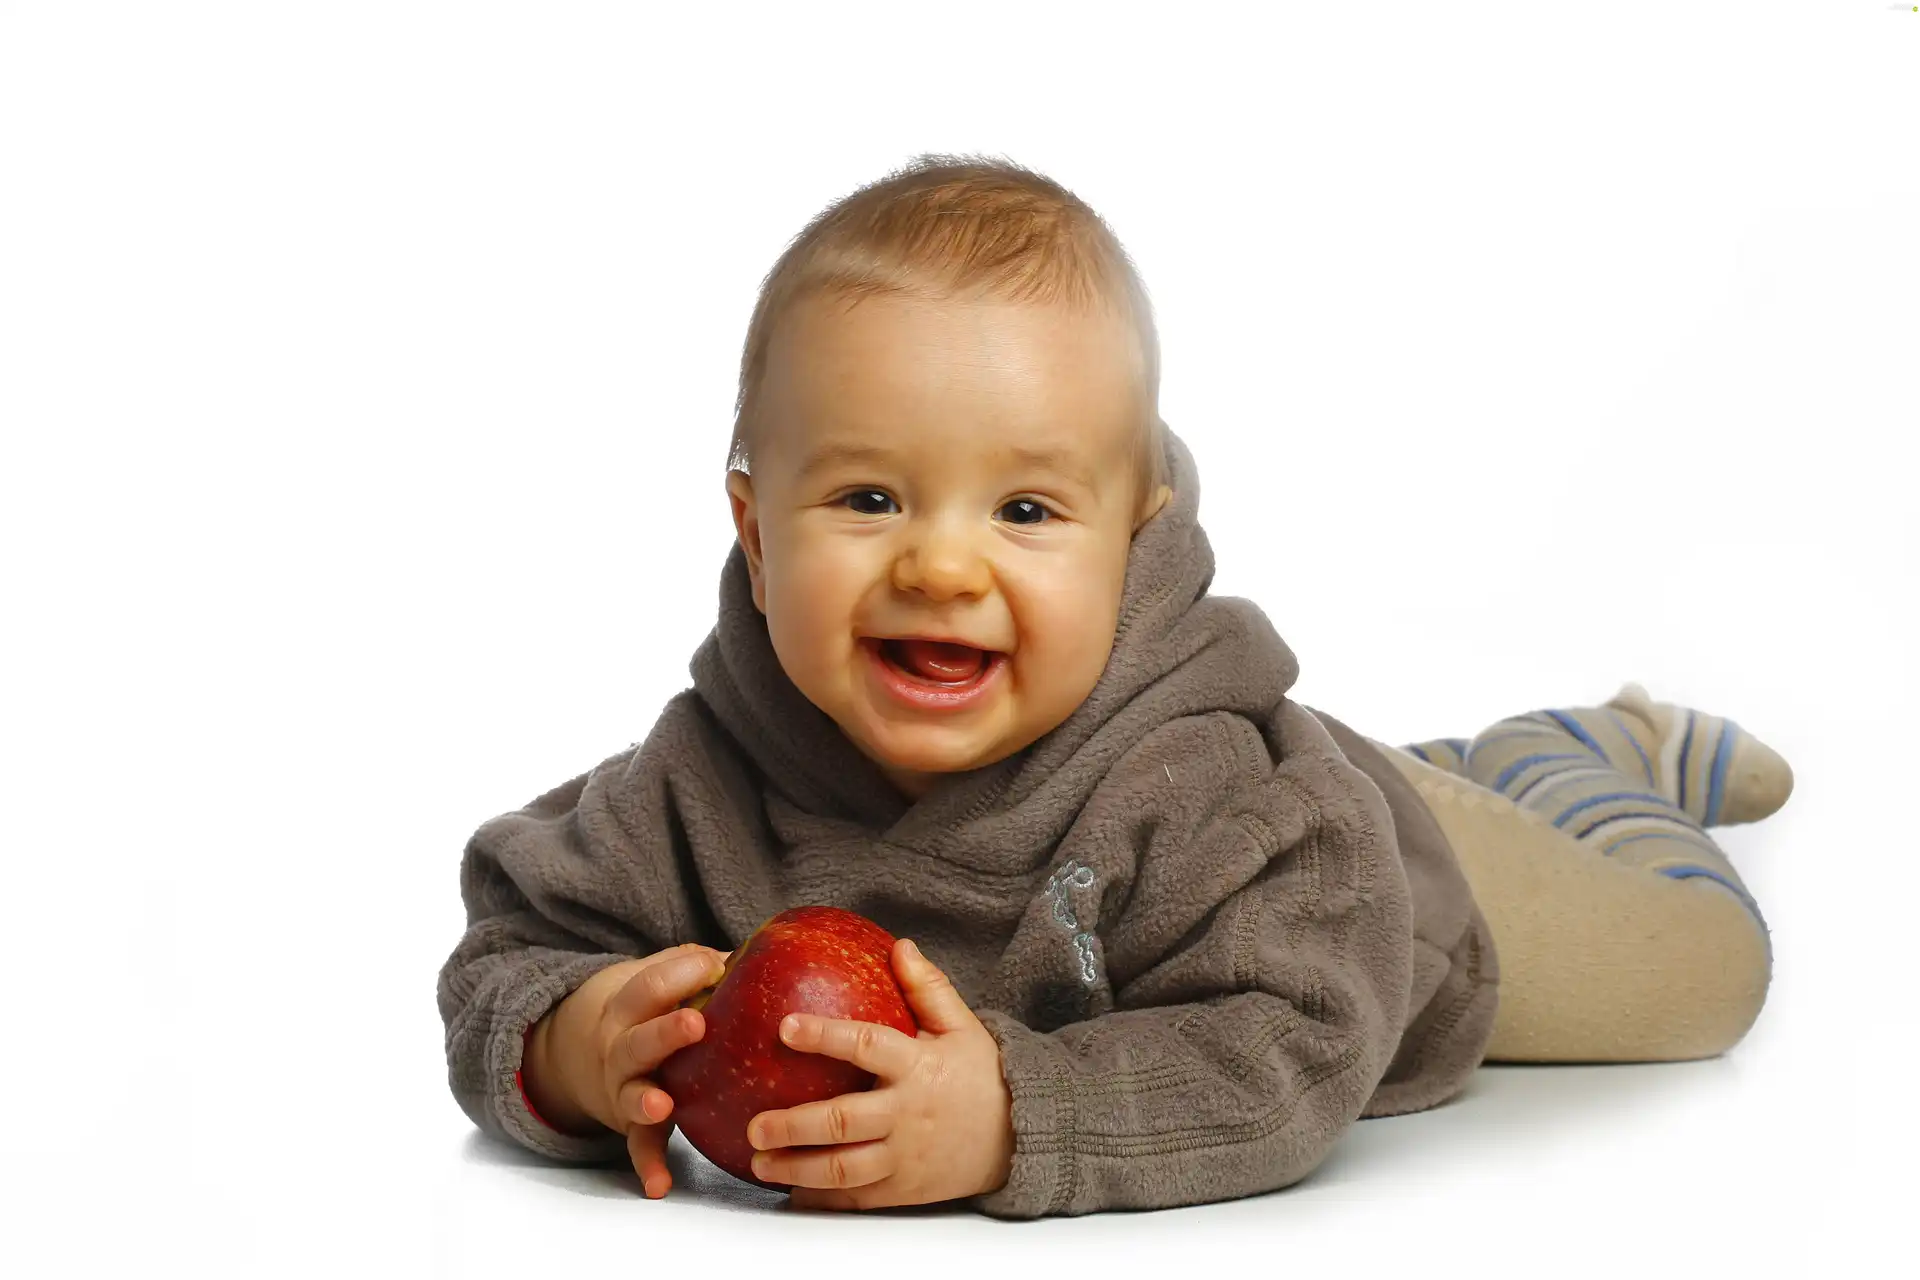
[436,428,1499,1217]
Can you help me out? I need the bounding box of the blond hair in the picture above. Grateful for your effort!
[727,152,1166,500]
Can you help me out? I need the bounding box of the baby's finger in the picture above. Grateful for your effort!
[606,950,727,1027]
[778,1013,919,1080]
[749,1091,893,1152]
[639,942,724,971]
[751,1139,895,1192]
[614,1077,676,1129]
[627,1124,672,1199]
[607,1006,705,1085]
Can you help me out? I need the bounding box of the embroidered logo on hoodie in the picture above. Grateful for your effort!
[1044,858,1101,985]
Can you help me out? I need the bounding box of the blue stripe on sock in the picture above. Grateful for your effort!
[1706,720,1734,825]
[1658,864,1767,929]
[1659,865,1738,888]
[1510,771,1552,804]
[1546,709,1611,765]
[1606,709,1657,787]
[1575,809,1708,840]
[1554,791,1679,829]
[1677,709,1696,811]
[1406,743,1432,762]
[1513,765,1613,806]
[1493,752,1591,793]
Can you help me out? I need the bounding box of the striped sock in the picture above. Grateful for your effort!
[1604,683,1794,827]
[1402,685,1793,934]
[1403,684,1793,826]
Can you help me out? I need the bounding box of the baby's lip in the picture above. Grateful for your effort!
[865,633,1006,655]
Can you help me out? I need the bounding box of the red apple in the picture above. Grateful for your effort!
[655,905,919,1188]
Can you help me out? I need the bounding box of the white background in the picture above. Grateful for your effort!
[3,2,1914,1276]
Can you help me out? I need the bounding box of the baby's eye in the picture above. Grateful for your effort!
[844,489,898,516]
[997,499,1051,526]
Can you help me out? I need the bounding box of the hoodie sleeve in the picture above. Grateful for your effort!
[435,697,739,1163]
[971,701,1417,1218]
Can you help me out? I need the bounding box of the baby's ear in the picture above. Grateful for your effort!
[725,470,769,613]
[1134,483,1172,531]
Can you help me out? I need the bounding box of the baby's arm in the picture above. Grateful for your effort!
[973,703,1417,1217]
[437,708,727,1166]
[437,777,656,1163]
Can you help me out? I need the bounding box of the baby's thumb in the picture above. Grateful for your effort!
[896,939,975,1035]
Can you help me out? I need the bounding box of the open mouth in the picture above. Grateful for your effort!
[879,638,993,684]
[864,637,1005,710]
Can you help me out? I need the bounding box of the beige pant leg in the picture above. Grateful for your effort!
[1377,744,1772,1062]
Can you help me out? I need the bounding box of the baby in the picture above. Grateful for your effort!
[438,155,1792,1217]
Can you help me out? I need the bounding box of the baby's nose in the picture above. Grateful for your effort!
[891,525,990,600]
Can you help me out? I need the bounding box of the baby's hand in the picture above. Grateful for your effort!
[744,940,1014,1210]
[547,943,727,1197]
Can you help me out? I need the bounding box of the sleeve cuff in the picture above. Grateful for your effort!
[515,1031,556,1131]
[969,1010,1078,1219]
[487,951,631,1165]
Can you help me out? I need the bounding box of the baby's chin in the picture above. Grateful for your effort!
[848,721,1036,791]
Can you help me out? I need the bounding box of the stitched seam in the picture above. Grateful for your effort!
[1220,1008,1308,1084]
[1302,964,1325,1024]
[1066,1038,1368,1158]
[1304,744,1389,1003]
[1312,748,1382,902]
[1049,1051,1078,1214]
[1013,1061,1207,1102]
[1281,783,1324,952]
[1230,882,1262,991]
[1394,927,1489,1079]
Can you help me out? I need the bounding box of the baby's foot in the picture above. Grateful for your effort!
[1605,683,1793,826]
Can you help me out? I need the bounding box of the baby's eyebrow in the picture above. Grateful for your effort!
[793,440,1099,490]
[1005,445,1098,491]
[794,442,895,480]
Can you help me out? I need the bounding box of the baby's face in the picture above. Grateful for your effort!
[729,290,1162,797]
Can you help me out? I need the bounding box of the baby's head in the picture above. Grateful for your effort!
[724,155,1169,797]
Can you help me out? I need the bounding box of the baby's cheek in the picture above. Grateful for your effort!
[1016,580,1121,702]
[763,569,852,688]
